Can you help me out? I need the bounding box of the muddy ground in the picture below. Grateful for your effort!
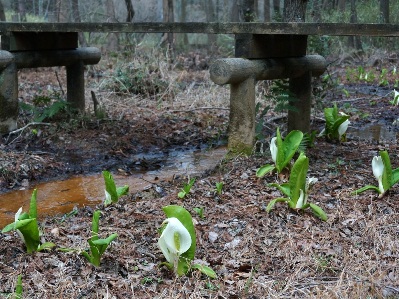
[0,51,399,298]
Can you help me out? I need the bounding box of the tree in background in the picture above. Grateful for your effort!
[0,0,5,21]
[124,0,135,22]
[380,0,389,23]
[348,0,362,51]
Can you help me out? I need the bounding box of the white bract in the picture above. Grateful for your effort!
[104,190,111,204]
[158,217,192,267]
[14,207,25,243]
[295,177,318,209]
[393,89,399,105]
[338,119,350,139]
[372,156,385,194]
[270,137,277,164]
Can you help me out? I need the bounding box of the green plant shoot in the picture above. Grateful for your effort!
[352,150,399,198]
[178,178,195,199]
[193,207,205,219]
[256,128,303,177]
[159,205,216,278]
[215,182,223,195]
[15,274,22,299]
[2,189,55,253]
[322,103,350,142]
[102,170,129,206]
[81,210,118,267]
[266,153,327,221]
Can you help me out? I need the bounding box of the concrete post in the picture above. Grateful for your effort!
[229,77,256,154]
[288,71,312,133]
[66,60,85,111]
[0,51,17,134]
[210,56,326,153]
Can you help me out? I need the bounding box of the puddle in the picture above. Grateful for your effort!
[0,146,227,228]
[349,123,398,142]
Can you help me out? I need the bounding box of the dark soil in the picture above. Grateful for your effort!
[1,54,399,298]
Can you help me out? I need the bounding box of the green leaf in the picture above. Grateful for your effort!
[192,264,217,279]
[289,153,308,204]
[2,222,17,233]
[91,210,101,240]
[380,151,393,190]
[37,242,56,251]
[116,185,129,198]
[103,171,118,204]
[178,191,187,199]
[269,182,290,197]
[92,233,118,256]
[309,203,328,221]
[162,205,196,276]
[15,274,22,299]
[29,189,38,219]
[266,198,289,212]
[275,128,285,172]
[256,164,275,178]
[17,219,40,254]
[282,130,304,166]
[392,168,399,186]
[351,185,380,195]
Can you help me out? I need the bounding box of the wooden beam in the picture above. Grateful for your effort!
[0,22,398,36]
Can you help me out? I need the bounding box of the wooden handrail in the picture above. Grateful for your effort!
[0,22,398,36]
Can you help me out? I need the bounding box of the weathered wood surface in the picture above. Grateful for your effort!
[210,55,326,85]
[0,22,398,36]
[13,47,101,68]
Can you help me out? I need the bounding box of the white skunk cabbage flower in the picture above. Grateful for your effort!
[372,156,385,194]
[270,137,278,164]
[393,89,399,105]
[104,189,111,203]
[158,217,192,266]
[14,207,25,243]
[338,119,350,139]
[295,177,318,209]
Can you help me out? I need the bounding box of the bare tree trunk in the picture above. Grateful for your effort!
[380,0,389,23]
[162,0,174,52]
[273,0,280,19]
[57,0,70,22]
[18,0,27,22]
[71,0,87,46]
[0,0,6,21]
[242,0,256,22]
[181,0,188,44]
[348,0,362,51]
[205,0,217,50]
[338,0,346,11]
[105,0,119,51]
[231,0,240,21]
[312,0,322,22]
[283,0,307,21]
[264,0,271,22]
[124,0,135,22]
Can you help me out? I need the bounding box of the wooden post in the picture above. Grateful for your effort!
[66,60,85,111]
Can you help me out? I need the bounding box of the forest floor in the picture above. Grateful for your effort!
[0,49,399,298]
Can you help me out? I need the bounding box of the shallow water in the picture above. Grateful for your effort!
[349,123,398,142]
[0,146,227,228]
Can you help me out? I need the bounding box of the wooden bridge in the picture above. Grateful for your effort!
[0,22,397,153]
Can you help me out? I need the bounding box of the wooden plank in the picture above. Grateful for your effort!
[6,32,78,51]
[0,22,398,36]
